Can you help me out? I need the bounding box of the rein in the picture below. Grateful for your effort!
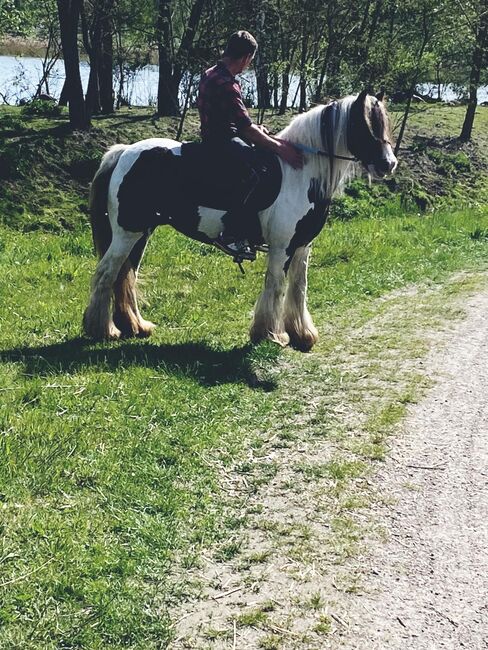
[293,142,358,162]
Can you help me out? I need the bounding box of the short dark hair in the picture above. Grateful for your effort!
[223,31,258,60]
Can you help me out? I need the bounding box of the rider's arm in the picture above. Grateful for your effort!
[241,123,303,169]
[222,81,303,169]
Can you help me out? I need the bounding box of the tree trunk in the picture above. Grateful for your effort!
[298,28,308,112]
[81,0,114,116]
[57,0,89,130]
[279,68,290,114]
[59,78,70,106]
[314,40,332,103]
[85,58,101,117]
[272,72,279,109]
[81,3,100,117]
[157,0,206,116]
[460,8,488,141]
[255,59,271,108]
[394,14,430,156]
[254,4,271,109]
[98,3,114,114]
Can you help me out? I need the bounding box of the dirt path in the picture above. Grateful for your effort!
[169,281,488,649]
[332,289,488,649]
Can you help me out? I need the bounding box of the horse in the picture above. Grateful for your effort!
[83,90,397,351]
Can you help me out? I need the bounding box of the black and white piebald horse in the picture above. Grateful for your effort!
[83,91,397,351]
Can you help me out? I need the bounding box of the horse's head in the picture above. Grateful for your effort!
[347,91,397,179]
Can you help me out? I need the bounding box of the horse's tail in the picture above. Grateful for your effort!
[89,144,128,258]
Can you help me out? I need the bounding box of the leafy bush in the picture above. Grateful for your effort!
[400,183,432,211]
[21,99,62,118]
[426,148,471,176]
[330,195,364,221]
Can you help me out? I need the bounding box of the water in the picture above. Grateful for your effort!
[0,55,160,106]
[1,54,487,107]
[417,82,488,104]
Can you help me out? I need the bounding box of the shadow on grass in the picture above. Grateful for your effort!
[0,338,279,391]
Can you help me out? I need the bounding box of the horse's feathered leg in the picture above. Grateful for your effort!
[113,232,156,338]
[250,248,290,347]
[283,245,318,351]
[83,227,143,340]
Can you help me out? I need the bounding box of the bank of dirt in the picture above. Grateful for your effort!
[0,104,487,233]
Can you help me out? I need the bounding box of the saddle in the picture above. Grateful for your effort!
[178,140,282,213]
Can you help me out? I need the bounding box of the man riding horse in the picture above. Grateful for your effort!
[197,30,303,260]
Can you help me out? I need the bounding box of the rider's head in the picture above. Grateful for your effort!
[223,31,257,72]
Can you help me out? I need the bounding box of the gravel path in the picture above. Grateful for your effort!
[169,284,488,649]
[334,290,488,649]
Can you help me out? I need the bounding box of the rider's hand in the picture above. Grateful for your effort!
[277,139,304,169]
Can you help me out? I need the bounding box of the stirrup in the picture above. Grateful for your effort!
[213,234,256,262]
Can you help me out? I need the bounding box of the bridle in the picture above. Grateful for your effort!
[294,142,358,162]
[292,100,391,165]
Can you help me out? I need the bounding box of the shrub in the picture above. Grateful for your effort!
[21,99,62,118]
[426,148,471,176]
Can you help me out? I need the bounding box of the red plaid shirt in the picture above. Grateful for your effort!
[197,61,252,143]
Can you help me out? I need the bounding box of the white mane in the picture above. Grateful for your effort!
[278,97,359,198]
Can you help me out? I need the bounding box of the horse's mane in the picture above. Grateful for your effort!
[278,97,358,198]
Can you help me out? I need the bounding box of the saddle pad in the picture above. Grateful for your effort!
[179,141,282,212]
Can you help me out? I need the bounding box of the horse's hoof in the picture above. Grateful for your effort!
[137,320,156,338]
[83,311,121,341]
[271,331,290,347]
[113,312,155,339]
[251,327,289,347]
[290,336,316,352]
[107,323,122,340]
[287,329,318,352]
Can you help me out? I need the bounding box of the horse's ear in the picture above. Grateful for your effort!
[376,89,385,102]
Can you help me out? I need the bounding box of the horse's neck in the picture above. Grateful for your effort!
[284,156,351,204]
[281,101,355,201]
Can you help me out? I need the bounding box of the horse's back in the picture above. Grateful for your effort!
[115,137,180,172]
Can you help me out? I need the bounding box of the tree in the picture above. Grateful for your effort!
[460,0,488,141]
[393,1,437,155]
[57,0,90,129]
[81,0,115,116]
[156,0,207,116]
[32,1,62,99]
[250,0,271,108]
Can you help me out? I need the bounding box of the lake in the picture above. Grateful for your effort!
[0,54,486,107]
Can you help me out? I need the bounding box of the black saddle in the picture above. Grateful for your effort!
[179,140,282,212]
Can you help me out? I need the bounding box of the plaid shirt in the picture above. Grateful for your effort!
[197,61,252,143]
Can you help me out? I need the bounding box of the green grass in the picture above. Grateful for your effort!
[1,199,488,647]
[1,102,488,647]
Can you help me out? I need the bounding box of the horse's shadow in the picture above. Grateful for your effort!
[0,338,277,390]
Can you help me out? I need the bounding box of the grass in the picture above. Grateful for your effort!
[1,200,488,647]
[1,103,488,647]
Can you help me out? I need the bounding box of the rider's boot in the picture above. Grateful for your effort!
[214,227,256,261]
[213,169,259,262]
